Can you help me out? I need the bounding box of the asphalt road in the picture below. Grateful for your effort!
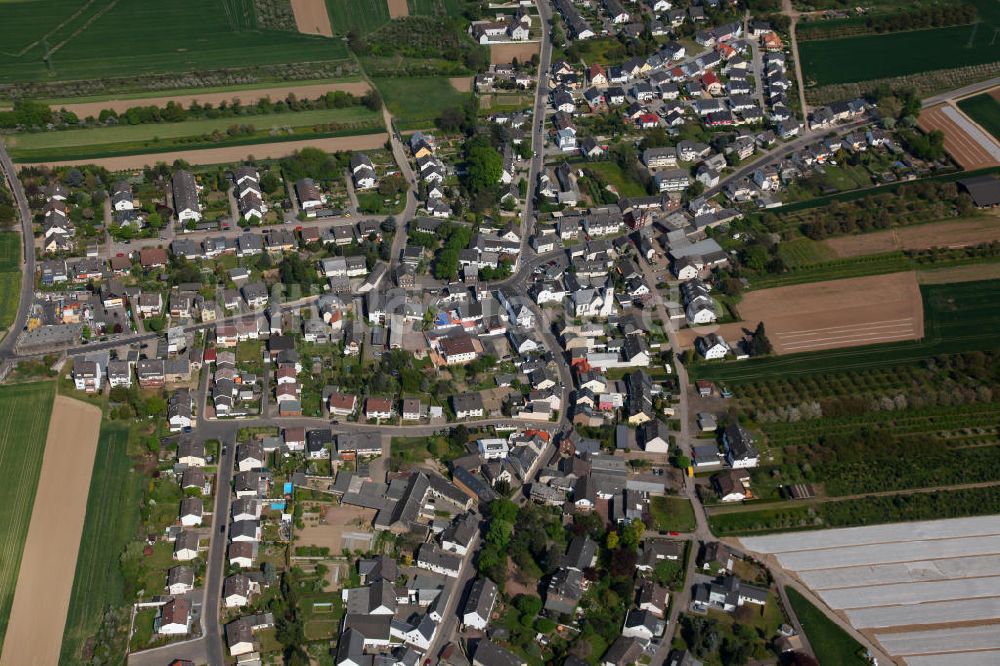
[519,0,554,257]
[200,426,237,665]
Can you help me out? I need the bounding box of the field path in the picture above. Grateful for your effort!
[0,396,102,666]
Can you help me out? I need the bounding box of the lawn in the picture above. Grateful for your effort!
[8,106,383,161]
[325,0,390,35]
[373,76,469,129]
[785,587,869,666]
[692,278,1000,383]
[59,422,143,665]
[583,161,648,198]
[0,233,21,332]
[648,496,696,532]
[0,0,349,84]
[775,238,836,268]
[799,0,1000,86]
[0,382,55,648]
[958,93,1000,142]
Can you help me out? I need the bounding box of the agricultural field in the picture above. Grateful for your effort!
[798,0,1000,86]
[0,0,348,84]
[408,0,466,14]
[372,76,470,129]
[776,237,837,268]
[917,104,1000,170]
[324,0,390,35]
[784,588,869,666]
[7,106,384,162]
[736,271,923,354]
[0,382,55,648]
[692,278,1000,383]
[824,216,1000,258]
[958,91,1000,141]
[59,423,142,665]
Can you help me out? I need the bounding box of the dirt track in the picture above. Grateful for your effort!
[51,81,372,116]
[19,133,390,170]
[825,217,1000,258]
[737,271,924,354]
[387,0,409,18]
[291,0,334,36]
[0,396,101,666]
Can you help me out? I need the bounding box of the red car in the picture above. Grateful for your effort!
[669,531,680,536]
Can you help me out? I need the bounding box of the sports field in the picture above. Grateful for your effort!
[325,0,390,35]
[58,422,142,666]
[692,277,1000,383]
[958,92,1000,141]
[0,0,348,83]
[0,382,55,649]
[6,106,382,161]
[798,0,1000,86]
[373,76,470,129]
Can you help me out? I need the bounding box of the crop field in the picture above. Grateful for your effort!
[373,76,469,129]
[824,216,1000,258]
[798,0,1000,86]
[918,104,1000,169]
[736,271,923,354]
[958,92,1000,141]
[0,0,348,84]
[7,106,383,162]
[325,0,390,35]
[408,0,465,14]
[0,382,55,648]
[776,237,836,268]
[693,278,1000,383]
[58,423,141,665]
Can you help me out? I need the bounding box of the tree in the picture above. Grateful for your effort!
[751,322,773,356]
[362,88,382,112]
[465,137,502,196]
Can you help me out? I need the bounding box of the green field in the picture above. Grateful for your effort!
[325,0,390,35]
[0,0,349,84]
[59,422,142,665]
[583,161,648,198]
[958,93,1000,141]
[0,382,55,648]
[0,233,21,333]
[693,278,1000,383]
[8,106,382,161]
[775,238,837,268]
[373,76,469,129]
[785,588,869,666]
[648,496,697,532]
[799,0,1000,86]
[408,0,466,14]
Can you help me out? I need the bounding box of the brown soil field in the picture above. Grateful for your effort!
[296,504,375,551]
[0,396,101,666]
[20,133,389,170]
[736,271,924,354]
[449,76,473,92]
[918,104,1000,170]
[51,81,372,116]
[824,217,1000,258]
[918,262,1000,284]
[387,0,409,18]
[490,41,541,64]
[291,0,334,36]
[677,322,756,349]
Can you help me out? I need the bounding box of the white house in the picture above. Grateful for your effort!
[157,598,191,636]
[696,333,730,360]
[462,578,498,630]
[477,438,510,460]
